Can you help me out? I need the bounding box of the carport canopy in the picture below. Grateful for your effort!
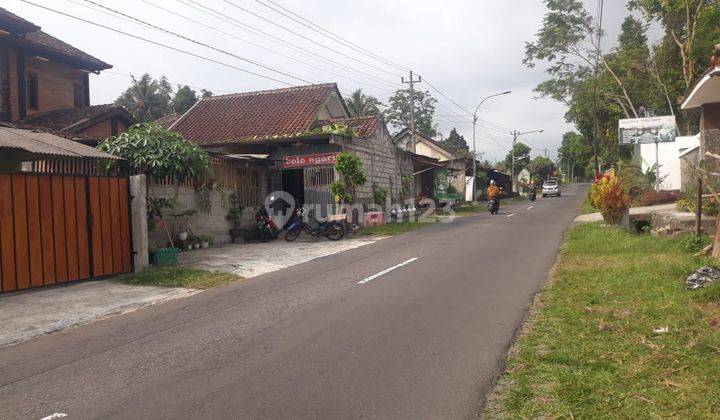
[0,126,119,161]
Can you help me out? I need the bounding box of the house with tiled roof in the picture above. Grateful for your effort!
[0,7,133,145]
[393,128,470,201]
[162,83,414,238]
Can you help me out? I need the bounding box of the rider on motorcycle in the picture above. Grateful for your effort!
[487,180,502,213]
[487,180,501,200]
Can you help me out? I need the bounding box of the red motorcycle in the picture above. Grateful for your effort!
[255,206,279,241]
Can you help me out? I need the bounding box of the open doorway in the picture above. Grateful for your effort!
[282,169,305,205]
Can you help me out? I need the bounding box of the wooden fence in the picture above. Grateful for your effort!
[0,173,132,293]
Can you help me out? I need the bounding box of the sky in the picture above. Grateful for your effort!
[5,0,648,162]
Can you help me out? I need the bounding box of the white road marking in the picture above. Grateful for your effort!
[357,258,418,284]
[506,213,516,218]
[41,414,68,420]
[527,206,534,210]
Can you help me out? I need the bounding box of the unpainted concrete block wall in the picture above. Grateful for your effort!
[147,185,260,247]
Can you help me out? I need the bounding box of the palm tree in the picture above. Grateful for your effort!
[115,74,172,122]
[344,89,381,117]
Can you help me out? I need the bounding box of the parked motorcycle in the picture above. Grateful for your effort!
[488,198,500,215]
[285,207,345,241]
[255,206,279,241]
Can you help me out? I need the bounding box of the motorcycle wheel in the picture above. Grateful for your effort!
[285,227,301,242]
[326,224,345,241]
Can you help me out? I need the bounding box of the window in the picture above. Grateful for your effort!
[73,83,86,107]
[26,72,38,110]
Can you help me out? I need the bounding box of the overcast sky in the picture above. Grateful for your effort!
[7,0,646,161]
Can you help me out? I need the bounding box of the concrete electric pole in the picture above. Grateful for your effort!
[402,71,422,153]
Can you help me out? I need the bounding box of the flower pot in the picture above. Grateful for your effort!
[178,231,188,241]
[186,243,193,251]
[200,241,209,249]
[193,243,200,249]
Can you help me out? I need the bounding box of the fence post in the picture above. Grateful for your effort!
[129,175,149,272]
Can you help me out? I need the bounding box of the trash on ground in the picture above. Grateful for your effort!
[653,326,669,334]
[685,266,720,290]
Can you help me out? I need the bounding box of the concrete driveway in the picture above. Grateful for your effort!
[179,235,383,278]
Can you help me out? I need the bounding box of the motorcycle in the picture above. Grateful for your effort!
[488,197,500,214]
[255,206,279,241]
[285,207,345,242]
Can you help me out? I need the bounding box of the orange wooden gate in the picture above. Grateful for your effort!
[0,173,132,293]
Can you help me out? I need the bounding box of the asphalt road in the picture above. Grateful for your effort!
[0,184,587,419]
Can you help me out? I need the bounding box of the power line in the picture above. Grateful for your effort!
[18,0,295,86]
[219,0,402,79]
[79,0,316,85]
[178,0,400,89]
[421,78,473,116]
[137,0,392,93]
[254,0,409,73]
[103,69,232,94]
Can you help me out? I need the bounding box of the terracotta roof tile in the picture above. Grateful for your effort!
[314,115,382,138]
[170,83,342,145]
[155,113,180,129]
[21,104,133,135]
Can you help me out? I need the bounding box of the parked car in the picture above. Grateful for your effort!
[542,180,561,197]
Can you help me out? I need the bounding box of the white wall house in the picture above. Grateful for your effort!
[633,134,700,190]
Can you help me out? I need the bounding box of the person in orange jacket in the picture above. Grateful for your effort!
[487,180,501,200]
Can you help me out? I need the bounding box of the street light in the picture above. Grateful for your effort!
[472,90,511,202]
[510,129,544,193]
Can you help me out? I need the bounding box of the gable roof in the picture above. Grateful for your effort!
[155,113,180,129]
[21,104,133,135]
[394,128,457,157]
[170,83,347,145]
[0,7,111,72]
[314,115,383,138]
[681,66,720,109]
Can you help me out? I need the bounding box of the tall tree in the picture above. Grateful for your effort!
[504,142,532,176]
[383,88,438,137]
[172,85,199,115]
[115,74,172,121]
[558,131,592,180]
[529,156,555,180]
[344,89,381,117]
[442,128,470,153]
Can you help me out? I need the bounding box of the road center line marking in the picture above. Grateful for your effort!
[527,206,534,210]
[506,213,516,218]
[357,258,418,284]
[41,414,68,420]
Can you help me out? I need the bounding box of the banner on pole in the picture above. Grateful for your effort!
[619,116,677,145]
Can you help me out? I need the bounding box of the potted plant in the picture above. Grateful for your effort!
[199,235,212,249]
[172,209,197,241]
[225,193,245,243]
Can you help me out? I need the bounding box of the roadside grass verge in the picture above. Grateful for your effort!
[580,193,596,214]
[486,223,720,418]
[358,219,437,236]
[114,267,240,289]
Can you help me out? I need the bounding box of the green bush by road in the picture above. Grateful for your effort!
[486,224,720,418]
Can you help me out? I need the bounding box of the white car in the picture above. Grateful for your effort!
[542,180,561,197]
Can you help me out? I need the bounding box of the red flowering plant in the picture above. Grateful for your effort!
[590,170,630,224]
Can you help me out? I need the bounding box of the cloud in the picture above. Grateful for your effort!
[6,0,636,161]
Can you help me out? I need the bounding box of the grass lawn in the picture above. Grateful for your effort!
[486,223,720,418]
[358,219,438,236]
[114,267,240,289]
[580,193,597,214]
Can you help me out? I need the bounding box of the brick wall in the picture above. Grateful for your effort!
[3,46,86,121]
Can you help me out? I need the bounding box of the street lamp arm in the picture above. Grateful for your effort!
[473,91,512,120]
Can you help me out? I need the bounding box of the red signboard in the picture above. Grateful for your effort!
[283,152,340,169]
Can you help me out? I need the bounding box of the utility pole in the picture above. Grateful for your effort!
[402,71,421,153]
[511,130,518,193]
[541,148,549,158]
